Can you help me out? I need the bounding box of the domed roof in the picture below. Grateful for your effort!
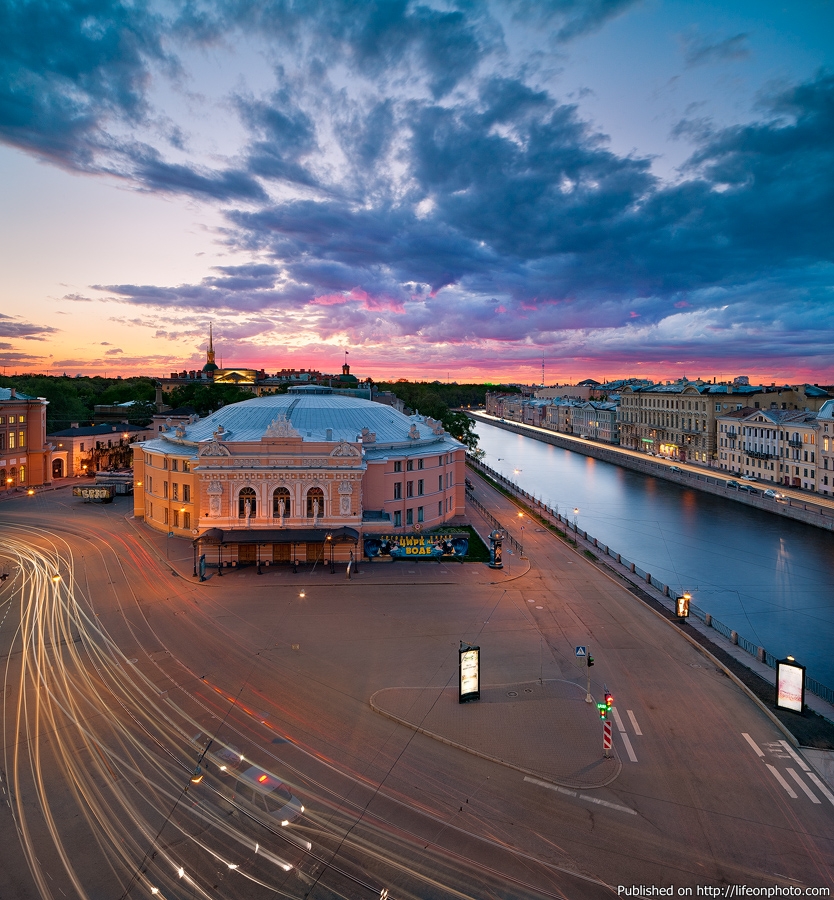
[152,388,458,452]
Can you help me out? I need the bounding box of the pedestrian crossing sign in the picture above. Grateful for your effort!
[575,646,587,658]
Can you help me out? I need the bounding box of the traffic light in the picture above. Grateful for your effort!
[597,702,607,719]
[587,654,594,668]
[605,691,614,709]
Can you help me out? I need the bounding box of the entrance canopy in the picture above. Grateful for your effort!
[196,526,359,545]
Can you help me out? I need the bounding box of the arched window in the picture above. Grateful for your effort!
[238,486,257,518]
[0,468,6,488]
[306,486,324,518]
[272,486,291,518]
[9,467,17,487]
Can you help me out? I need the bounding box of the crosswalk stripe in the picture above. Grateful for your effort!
[767,764,798,798]
[786,768,820,803]
[806,772,834,807]
[627,709,642,735]
[611,707,625,732]
[742,732,764,757]
[619,731,638,763]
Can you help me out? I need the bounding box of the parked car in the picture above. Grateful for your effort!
[763,489,786,500]
[669,466,683,473]
[725,480,740,488]
[738,484,760,494]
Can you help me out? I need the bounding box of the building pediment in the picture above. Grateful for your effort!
[199,440,231,457]
[331,440,361,457]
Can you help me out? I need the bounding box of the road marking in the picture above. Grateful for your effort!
[806,772,834,807]
[627,709,642,735]
[766,764,798,798]
[619,731,638,763]
[524,777,637,815]
[578,793,637,815]
[778,741,811,772]
[786,768,820,804]
[611,707,625,731]
[742,733,764,757]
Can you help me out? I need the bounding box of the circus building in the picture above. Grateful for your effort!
[133,387,466,567]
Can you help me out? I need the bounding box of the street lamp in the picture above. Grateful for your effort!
[573,507,579,532]
[326,532,334,573]
[517,512,525,559]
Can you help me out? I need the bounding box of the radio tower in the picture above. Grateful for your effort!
[541,356,545,388]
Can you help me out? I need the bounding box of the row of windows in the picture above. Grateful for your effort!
[622,397,708,412]
[393,472,455,499]
[236,486,324,519]
[391,498,453,526]
[143,453,191,472]
[0,431,26,451]
[0,465,25,485]
[146,503,192,529]
[0,414,26,425]
[392,454,452,473]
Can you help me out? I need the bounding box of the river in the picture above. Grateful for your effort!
[473,419,834,691]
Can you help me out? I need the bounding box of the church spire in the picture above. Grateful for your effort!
[202,322,218,374]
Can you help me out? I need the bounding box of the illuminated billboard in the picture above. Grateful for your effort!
[776,658,805,713]
[459,642,480,703]
[364,534,468,560]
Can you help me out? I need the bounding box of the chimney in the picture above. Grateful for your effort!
[10,388,16,398]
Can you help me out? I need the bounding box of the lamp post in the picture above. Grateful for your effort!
[326,533,334,573]
[517,512,525,559]
[573,507,579,532]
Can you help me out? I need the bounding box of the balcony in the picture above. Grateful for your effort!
[788,438,802,448]
[745,450,774,460]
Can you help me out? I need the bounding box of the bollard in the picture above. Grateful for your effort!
[664,585,670,596]
[617,553,621,563]
[705,613,711,626]
[731,630,738,645]
[645,572,651,584]
[631,562,636,573]
[757,647,766,662]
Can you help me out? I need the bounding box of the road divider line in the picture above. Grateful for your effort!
[611,707,625,732]
[779,741,811,772]
[742,733,764,757]
[786,768,820,803]
[766,764,797,798]
[524,777,636,814]
[627,710,642,735]
[619,732,638,763]
[805,772,834,807]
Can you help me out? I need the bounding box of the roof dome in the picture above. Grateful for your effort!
[162,388,455,451]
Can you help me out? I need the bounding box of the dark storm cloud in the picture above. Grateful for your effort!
[0,0,166,166]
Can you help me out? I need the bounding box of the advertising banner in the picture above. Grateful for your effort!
[776,658,805,713]
[459,643,480,703]
[72,485,115,502]
[364,534,468,560]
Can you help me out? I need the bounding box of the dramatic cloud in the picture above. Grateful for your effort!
[0,315,58,340]
[1,1,832,378]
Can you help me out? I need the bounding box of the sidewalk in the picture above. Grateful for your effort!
[464,465,834,748]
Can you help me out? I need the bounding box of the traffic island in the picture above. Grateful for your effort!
[370,678,621,789]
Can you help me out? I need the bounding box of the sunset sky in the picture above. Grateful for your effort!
[1,0,833,385]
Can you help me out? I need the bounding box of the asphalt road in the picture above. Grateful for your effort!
[1,485,832,899]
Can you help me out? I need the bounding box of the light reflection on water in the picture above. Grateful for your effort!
[474,420,834,689]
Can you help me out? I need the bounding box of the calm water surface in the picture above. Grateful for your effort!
[474,420,834,689]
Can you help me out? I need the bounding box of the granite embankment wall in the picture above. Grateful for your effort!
[467,413,834,534]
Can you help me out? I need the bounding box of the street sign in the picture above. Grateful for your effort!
[575,646,587,658]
